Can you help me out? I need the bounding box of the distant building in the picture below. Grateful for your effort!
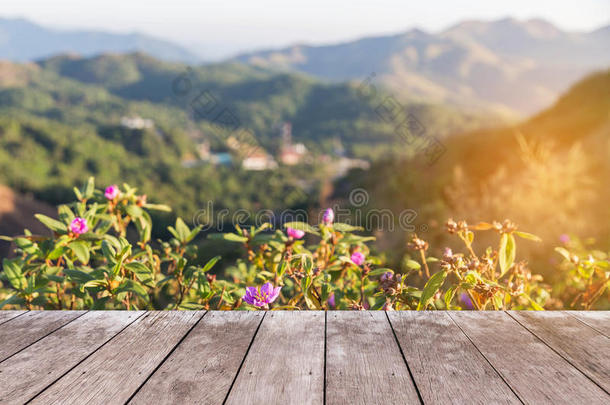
[280,143,307,165]
[242,150,278,171]
[278,122,307,165]
[333,157,370,179]
[196,142,211,160]
[210,153,233,166]
[120,116,154,130]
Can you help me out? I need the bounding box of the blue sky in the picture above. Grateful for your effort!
[2,0,609,59]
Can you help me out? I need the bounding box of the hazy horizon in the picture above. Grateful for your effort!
[2,0,609,60]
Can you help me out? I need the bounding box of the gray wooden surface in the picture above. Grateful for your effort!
[0,310,607,404]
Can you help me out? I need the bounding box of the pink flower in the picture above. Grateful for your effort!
[327,293,336,308]
[104,184,119,200]
[351,251,365,266]
[559,234,570,244]
[460,292,474,310]
[242,282,281,307]
[286,227,305,239]
[70,217,89,235]
[322,208,334,225]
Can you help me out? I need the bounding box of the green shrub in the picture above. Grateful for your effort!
[1,178,607,310]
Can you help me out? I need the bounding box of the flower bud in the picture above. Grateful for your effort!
[104,184,119,200]
[322,208,334,225]
[286,227,305,239]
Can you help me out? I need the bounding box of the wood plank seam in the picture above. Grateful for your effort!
[221,311,267,405]
[323,311,327,405]
[565,312,610,339]
[505,311,610,396]
[124,311,209,404]
[445,311,526,404]
[0,310,89,363]
[385,311,425,405]
[22,311,147,404]
[0,310,28,326]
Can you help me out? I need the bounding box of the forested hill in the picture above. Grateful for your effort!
[0,52,501,218]
[342,70,610,267]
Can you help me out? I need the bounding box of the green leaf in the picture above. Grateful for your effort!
[332,223,364,232]
[185,225,202,244]
[498,233,516,277]
[0,294,25,309]
[201,256,221,273]
[73,187,83,200]
[63,268,95,284]
[283,221,320,235]
[124,262,154,286]
[68,241,90,264]
[417,270,447,310]
[47,245,67,260]
[207,233,248,243]
[368,268,393,277]
[405,259,421,270]
[15,237,38,254]
[175,218,191,242]
[444,285,458,309]
[57,204,75,224]
[554,247,571,261]
[2,259,26,290]
[143,203,172,212]
[514,231,542,242]
[113,245,131,276]
[35,214,67,233]
[83,177,95,199]
[125,204,144,219]
[301,276,321,309]
[135,211,152,244]
[116,279,149,298]
[101,240,117,264]
[522,293,544,310]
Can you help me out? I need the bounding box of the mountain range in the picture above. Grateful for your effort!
[235,18,610,115]
[0,18,198,62]
[1,17,608,115]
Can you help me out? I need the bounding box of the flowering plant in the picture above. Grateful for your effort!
[0,178,222,310]
[552,235,609,309]
[2,177,606,310]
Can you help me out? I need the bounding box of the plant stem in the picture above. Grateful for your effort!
[419,250,430,279]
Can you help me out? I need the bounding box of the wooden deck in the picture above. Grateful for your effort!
[0,311,608,405]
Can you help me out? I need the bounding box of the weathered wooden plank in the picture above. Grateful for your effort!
[509,311,610,393]
[225,311,324,405]
[388,311,520,404]
[29,311,204,405]
[326,311,420,405]
[449,311,609,404]
[0,311,143,404]
[129,311,263,405]
[0,310,26,325]
[0,310,85,361]
[568,311,610,337]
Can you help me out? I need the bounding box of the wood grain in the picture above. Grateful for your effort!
[0,311,142,404]
[225,311,325,405]
[449,311,609,404]
[0,310,85,361]
[326,311,421,405]
[509,311,610,393]
[568,311,610,337]
[129,311,263,405]
[29,311,203,405]
[388,311,520,404]
[0,310,26,325]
